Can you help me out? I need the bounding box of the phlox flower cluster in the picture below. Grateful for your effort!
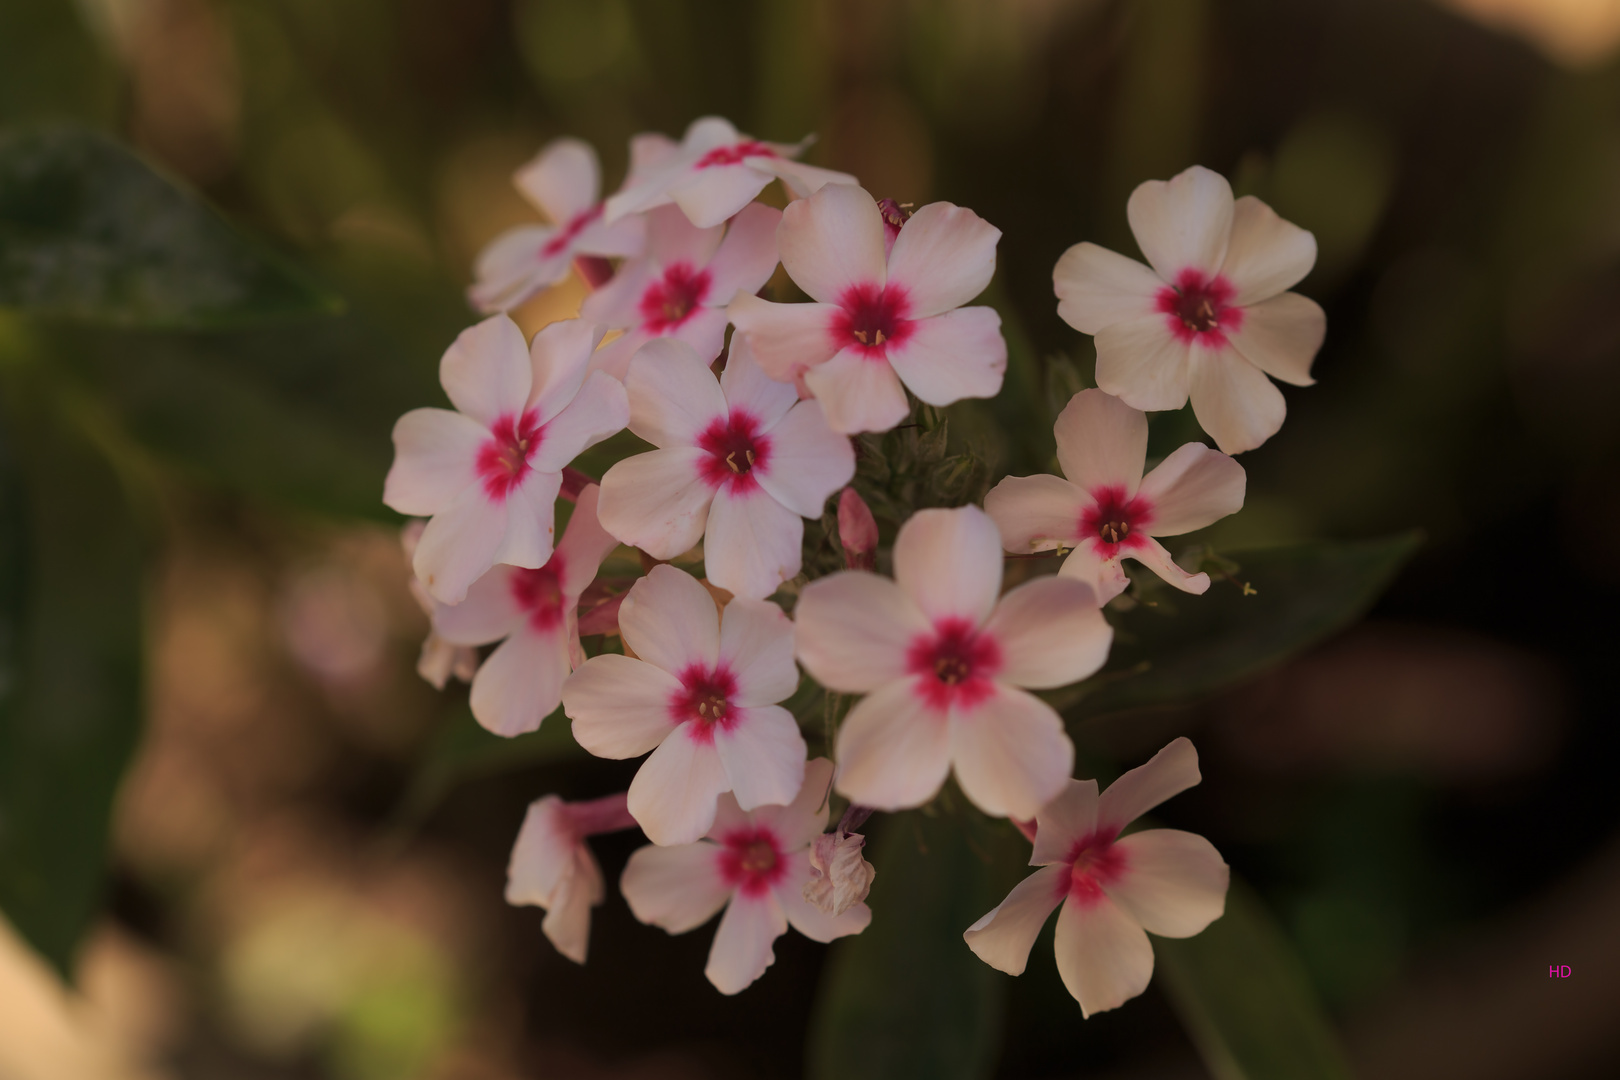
[386,119,1325,1007]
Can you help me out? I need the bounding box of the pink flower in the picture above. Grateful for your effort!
[619,758,870,994]
[384,316,630,604]
[1052,165,1325,454]
[561,564,808,846]
[794,505,1112,820]
[581,203,781,378]
[507,792,638,964]
[604,116,857,229]
[963,738,1229,1017]
[983,389,1245,604]
[400,520,479,690]
[596,336,854,600]
[468,139,647,314]
[432,484,622,737]
[728,183,1007,434]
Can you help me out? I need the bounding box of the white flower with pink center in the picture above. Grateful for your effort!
[963,738,1229,1018]
[506,792,637,964]
[1052,165,1325,454]
[384,316,630,604]
[561,564,808,846]
[604,116,857,229]
[580,203,782,379]
[597,336,854,600]
[432,484,621,737]
[400,520,479,690]
[728,183,1007,434]
[468,139,648,315]
[619,758,871,995]
[794,505,1112,820]
[984,389,1245,605]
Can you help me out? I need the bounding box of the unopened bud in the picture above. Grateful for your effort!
[804,831,876,916]
[837,488,879,571]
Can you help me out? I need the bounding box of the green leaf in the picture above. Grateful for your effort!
[1067,532,1422,719]
[808,807,1016,1080]
[0,398,144,976]
[1156,878,1357,1080]
[394,706,584,828]
[0,127,341,326]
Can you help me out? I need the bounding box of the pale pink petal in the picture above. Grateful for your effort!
[1053,243,1165,334]
[750,757,836,852]
[617,563,722,673]
[467,225,570,314]
[555,484,621,598]
[532,371,631,473]
[625,132,680,187]
[1136,443,1245,537]
[750,155,859,198]
[727,293,842,383]
[794,573,928,693]
[1106,829,1228,938]
[893,505,1003,627]
[621,840,732,932]
[715,705,807,811]
[706,788,751,840]
[671,166,775,230]
[833,679,952,811]
[433,565,523,645]
[962,864,1068,974]
[719,334,798,434]
[1058,543,1131,606]
[982,576,1111,690]
[751,400,854,518]
[505,796,575,906]
[949,684,1074,820]
[704,488,798,600]
[1096,737,1201,835]
[774,851,872,941]
[645,202,725,268]
[585,328,648,381]
[414,486,507,605]
[983,474,1085,554]
[489,466,562,570]
[471,627,570,736]
[514,138,599,223]
[704,202,783,305]
[779,182,887,305]
[624,339,729,448]
[1126,537,1210,594]
[572,213,646,259]
[1054,388,1148,497]
[1187,346,1286,455]
[1125,166,1234,281]
[579,260,653,330]
[528,319,603,425]
[440,315,533,427]
[629,724,731,845]
[718,598,799,707]
[802,348,910,435]
[384,408,485,516]
[885,307,1007,407]
[669,306,732,364]
[541,849,602,963]
[597,447,713,559]
[885,202,999,317]
[705,891,788,994]
[1094,315,1192,413]
[1220,196,1317,306]
[1227,292,1325,388]
[1031,778,1100,866]
[1053,892,1154,1018]
[564,654,682,758]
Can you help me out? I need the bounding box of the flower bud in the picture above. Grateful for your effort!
[837,488,879,571]
[804,831,876,916]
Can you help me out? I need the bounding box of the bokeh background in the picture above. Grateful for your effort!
[2,0,1619,1077]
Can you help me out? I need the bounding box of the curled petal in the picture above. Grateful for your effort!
[1058,542,1131,606]
[778,850,873,940]
[963,864,1068,975]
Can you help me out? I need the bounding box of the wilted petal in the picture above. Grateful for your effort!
[1106,829,1228,938]
[885,307,1006,407]
[597,447,713,559]
[471,627,570,736]
[794,573,927,693]
[834,679,952,811]
[715,704,807,811]
[779,850,873,939]
[384,408,485,516]
[1187,346,1286,455]
[779,182,887,305]
[718,597,799,707]
[1228,292,1325,388]
[704,485,803,601]
[885,202,999,318]
[982,576,1111,690]
[1094,314,1192,413]
[1096,737,1201,835]
[705,892,788,994]
[1053,891,1154,1018]
[983,474,1084,554]
[894,505,1003,627]
[727,293,842,383]
[1129,539,1211,593]
[803,834,875,917]
[802,348,910,435]
[1220,196,1316,306]
[441,315,534,428]
[625,339,729,448]
[949,684,1074,820]
[629,724,731,845]
[1136,443,1245,537]
[963,864,1068,974]
[1053,243,1164,334]
[621,840,732,932]
[1054,389,1148,498]
[1125,166,1234,281]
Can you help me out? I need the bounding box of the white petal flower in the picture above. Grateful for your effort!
[1052,166,1325,453]
[983,389,1245,604]
[400,520,479,689]
[795,505,1112,820]
[506,792,637,964]
[963,737,1230,1017]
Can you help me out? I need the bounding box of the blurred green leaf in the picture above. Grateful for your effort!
[395,705,584,827]
[808,808,1013,1080]
[1066,532,1422,719]
[1157,878,1357,1080]
[0,127,341,326]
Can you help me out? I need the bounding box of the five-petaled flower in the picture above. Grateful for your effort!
[384,316,630,604]
[963,737,1229,1017]
[597,337,854,600]
[507,791,638,964]
[984,389,1245,604]
[468,138,647,314]
[562,564,808,846]
[1052,165,1324,454]
[619,758,870,994]
[729,183,1007,434]
[431,484,621,736]
[794,505,1112,820]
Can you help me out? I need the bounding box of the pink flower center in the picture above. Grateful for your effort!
[696,410,771,494]
[510,556,566,631]
[832,283,914,357]
[695,140,778,169]
[540,203,603,258]
[1156,268,1243,347]
[718,826,786,898]
[670,664,740,742]
[1079,484,1153,554]
[639,261,712,332]
[1065,830,1128,908]
[905,617,1002,712]
[476,409,543,501]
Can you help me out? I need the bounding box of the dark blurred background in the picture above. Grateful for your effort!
[1,0,1618,1077]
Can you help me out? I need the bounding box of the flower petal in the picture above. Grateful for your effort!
[645,201,725,268]
[433,565,523,645]
[894,505,1004,627]
[384,408,485,516]
[621,840,732,932]
[1053,243,1165,334]
[1125,165,1234,281]
[779,182,887,305]
[1058,543,1131,606]
[514,138,599,223]
[467,225,569,314]
[703,483,803,600]
[718,597,799,707]
[749,155,859,198]
[555,484,621,599]
[564,653,682,758]
[597,447,714,559]
[1094,314,1192,413]
[715,704,807,811]
[532,371,631,473]
[795,572,928,692]
[802,348,911,435]
[414,485,507,605]
[1187,346,1286,455]
[529,319,603,425]
[705,201,783,306]
[625,338,729,448]
[1106,828,1229,938]
[752,400,854,518]
[885,202,1000,318]
[541,849,602,964]
[775,851,872,942]
[949,684,1074,820]
[751,756,836,852]
[1228,291,1325,388]
[619,563,722,672]
[983,474,1085,553]
[833,679,952,811]
[1031,778,1100,866]
[720,334,798,435]
[962,864,1068,974]
[885,307,1007,407]
[982,576,1111,690]
[505,795,574,906]
[1127,537,1210,594]
[1136,443,1245,537]
[489,466,562,570]
[574,213,646,259]
[705,892,788,994]
[585,328,648,381]
[470,627,570,736]
[1054,388,1148,497]
[669,306,732,364]
[579,260,653,331]
[1096,736,1201,835]
[1053,892,1154,1018]
[1220,195,1316,306]
[727,293,841,384]
[671,165,775,230]
[630,724,731,845]
[441,314,533,428]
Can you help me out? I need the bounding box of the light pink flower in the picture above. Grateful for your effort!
[581,203,781,378]
[400,520,479,689]
[794,505,1112,820]
[561,564,808,846]
[468,139,647,315]
[432,484,621,737]
[728,183,1007,434]
[604,116,857,229]
[597,336,854,600]
[507,792,638,964]
[984,389,1245,605]
[963,738,1229,1018]
[384,316,629,604]
[619,758,870,994]
[1052,165,1325,454]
